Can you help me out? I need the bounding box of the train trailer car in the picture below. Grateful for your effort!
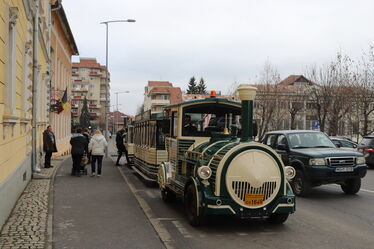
[131,111,169,182]
[157,86,296,226]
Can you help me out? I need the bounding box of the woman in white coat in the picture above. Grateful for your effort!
[88,130,108,176]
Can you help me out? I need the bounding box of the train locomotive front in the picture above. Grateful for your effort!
[158,86,296,225]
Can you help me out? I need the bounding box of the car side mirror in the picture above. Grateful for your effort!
[335,144,341,148]
[277,144,289,151]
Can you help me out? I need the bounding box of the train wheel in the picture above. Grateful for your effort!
[184,184,203,226]
[267,213,289,224]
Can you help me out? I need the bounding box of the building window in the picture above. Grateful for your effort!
[5,7,19,115]
[151,95,156,100]
[161,95,169,100]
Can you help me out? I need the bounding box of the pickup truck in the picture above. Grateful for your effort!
[262,130,367,196]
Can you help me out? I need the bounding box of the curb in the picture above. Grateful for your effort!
[45,155,69,249]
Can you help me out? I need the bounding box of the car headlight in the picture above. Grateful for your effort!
[309,158,326,166]
[356,156,366,165]
[197,166,212,180]
[284,166,296,180]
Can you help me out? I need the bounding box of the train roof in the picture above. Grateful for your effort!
[165,97,241,109]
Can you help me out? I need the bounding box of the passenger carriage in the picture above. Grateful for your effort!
[131,111,169,182]
[157,86,296,226]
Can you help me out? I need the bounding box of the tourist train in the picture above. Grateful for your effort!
[127,86,296,225]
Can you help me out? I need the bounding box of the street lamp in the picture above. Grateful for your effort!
[114,91,130,133]
[100,19,135,157]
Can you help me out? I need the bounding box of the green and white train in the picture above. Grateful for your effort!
[157,86,296,226]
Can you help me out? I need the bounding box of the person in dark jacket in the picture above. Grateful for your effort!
[115,128,130,167]
[70,128,88,176]
[43,125,57,168]
[82,127,91,164]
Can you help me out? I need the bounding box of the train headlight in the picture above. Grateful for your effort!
[356,156,366,165]
[284,166,296,180]
[197,166,212,180]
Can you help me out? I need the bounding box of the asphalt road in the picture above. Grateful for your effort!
[121,167,374,249]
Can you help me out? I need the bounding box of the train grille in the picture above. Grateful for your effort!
[209,142,239,192]
[327,157,355,167]
[231,181,277,202]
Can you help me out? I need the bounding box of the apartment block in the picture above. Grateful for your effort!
[144,81,182,113]
[71,58,109,129]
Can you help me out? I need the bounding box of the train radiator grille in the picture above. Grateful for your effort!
[231,181,277,202]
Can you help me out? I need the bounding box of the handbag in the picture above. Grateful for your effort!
[80,154,88,166]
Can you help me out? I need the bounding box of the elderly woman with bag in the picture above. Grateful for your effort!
[88,130,108,177]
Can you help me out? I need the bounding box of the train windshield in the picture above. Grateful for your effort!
[182,103,241,137]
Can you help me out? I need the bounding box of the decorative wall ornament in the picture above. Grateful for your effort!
[9,7,19,28]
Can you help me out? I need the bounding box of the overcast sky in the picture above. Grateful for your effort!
[63,0,374,115]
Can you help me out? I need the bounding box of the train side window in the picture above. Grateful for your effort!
[171,112,178,138]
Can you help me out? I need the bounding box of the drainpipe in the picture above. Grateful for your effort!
[31,0,40,174]
[237,85,257,142]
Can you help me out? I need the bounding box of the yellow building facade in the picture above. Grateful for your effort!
[0,0,57,229]
[50,6,78,157]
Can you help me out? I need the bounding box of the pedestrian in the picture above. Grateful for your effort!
[115,128,130,167]
[43,125,57,168]
[82,127,91,164]
[70,127,88,177]
[88,130,108,177]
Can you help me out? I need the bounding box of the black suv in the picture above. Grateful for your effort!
[262,130,367,196]
[358,135,374,168]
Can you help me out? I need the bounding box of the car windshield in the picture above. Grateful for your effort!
[360,137,374,146]
[287,132,335,149]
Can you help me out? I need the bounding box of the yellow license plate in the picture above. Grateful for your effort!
[245,194,264,205]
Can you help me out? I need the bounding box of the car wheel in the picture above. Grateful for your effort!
[184,184,203,226]
[291,170,311,197]
[341,178,361,195]
[267,213,289,224]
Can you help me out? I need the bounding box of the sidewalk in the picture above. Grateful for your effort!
[0,157,66,249]
[0,140,166,249]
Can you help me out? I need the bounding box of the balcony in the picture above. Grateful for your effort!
[72,88,88,92]
[151,99,170,105]
[73,95,82,99]
[89,71,102,76]
[71,104,78,108]
[89,104,101,109]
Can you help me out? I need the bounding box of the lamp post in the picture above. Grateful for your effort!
[114,91,129,133]
[100,19,135,157]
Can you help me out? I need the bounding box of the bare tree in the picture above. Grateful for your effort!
[306,66,332,133]
[326,53,356,136]
[254,60,281,140]
[355,46,374,137]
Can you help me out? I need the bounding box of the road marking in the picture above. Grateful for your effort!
[327,184,374,194]
[172,220,192,238]
[361,188,374,194]
[146,190,156,198]
[157,218,177,221]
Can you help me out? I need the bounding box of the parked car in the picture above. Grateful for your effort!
[330,136,358,151]
[358,135,374,168]
[262,130,367,196]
